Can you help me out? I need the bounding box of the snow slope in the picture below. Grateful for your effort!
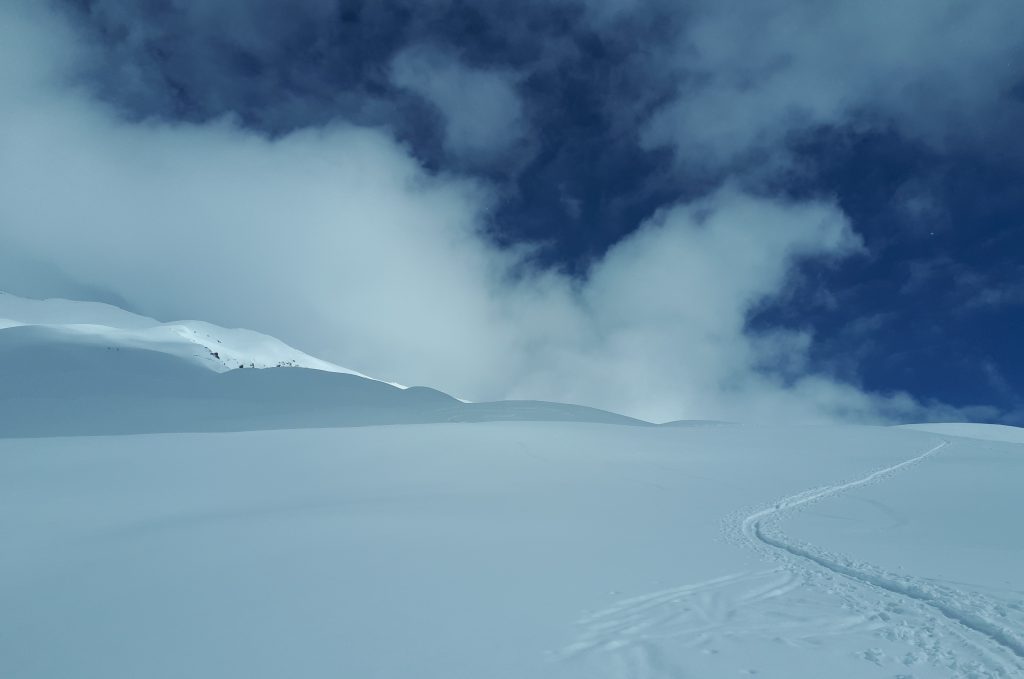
[2,291,1021,677]
[0,290,390,377]
[779,434,1024,676]
[899,422,1024,445]
[0,293,641,435]
[1,423,1021,679]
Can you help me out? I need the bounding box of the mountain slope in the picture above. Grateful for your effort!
[2,292,1022,678]
[1,424,1020,678]
[0,290,391,377]
[0,293,643,435]
[899,422,1024,444]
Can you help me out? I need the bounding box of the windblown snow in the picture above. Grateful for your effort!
[0,291,390,378]
[1,292,1021,679]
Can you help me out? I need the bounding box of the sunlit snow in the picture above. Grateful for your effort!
[1,294,1021,679]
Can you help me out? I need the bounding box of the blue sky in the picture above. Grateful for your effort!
[1,0,1022,423]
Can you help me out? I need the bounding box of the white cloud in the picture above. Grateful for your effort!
[0,1,977,424]
[498,190,873,422]
[642,0,1024,170]
[390,44,526,163]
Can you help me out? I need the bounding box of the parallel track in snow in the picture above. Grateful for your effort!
[560,438,1024,678]
[745,439,1024,675]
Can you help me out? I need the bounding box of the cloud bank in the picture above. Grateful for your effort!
[0,1,1005,423]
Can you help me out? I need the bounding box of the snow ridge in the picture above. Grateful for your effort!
[0,291,404,387]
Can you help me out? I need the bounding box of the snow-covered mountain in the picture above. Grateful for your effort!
[2,291,1022,679]
[0,290,395,378]
[0,292,640,436]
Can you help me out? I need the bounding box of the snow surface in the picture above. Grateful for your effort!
[1,424,1022,678]
[0,291,394,380]
[0,293,638,436]
[2,292,1022,678]
[899,422,1024,445]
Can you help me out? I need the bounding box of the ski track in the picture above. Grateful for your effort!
[559,439,1024,678]
[746,441,1024,667]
